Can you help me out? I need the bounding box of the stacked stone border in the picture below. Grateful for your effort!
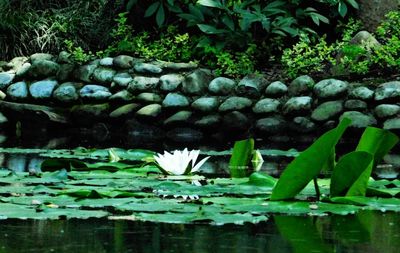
[0,52,399,142]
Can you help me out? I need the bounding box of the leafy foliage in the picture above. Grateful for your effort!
[271,119,399,201]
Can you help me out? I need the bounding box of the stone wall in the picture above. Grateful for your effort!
[0,52,399,143]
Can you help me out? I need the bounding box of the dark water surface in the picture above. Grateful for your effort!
[1,212,399,253]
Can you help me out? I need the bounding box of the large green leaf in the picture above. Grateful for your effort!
[356,127,399,169]
[228,138,254,178]
[271,118,351,200]
[330,151,374,197]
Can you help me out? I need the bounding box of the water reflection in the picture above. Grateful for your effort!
[0,212,399,253]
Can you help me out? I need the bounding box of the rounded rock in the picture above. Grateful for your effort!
[93,67,116,84]
[160,74,184,91]
[350,86,374,100]
[374,81,400,101]
[182,69,214,95]
[339,111,377,128]
[137,92,162,103]
[374,104,400,118]
[289,75,314,96]
[113,72,133,87]
[219,96,252,112]
[164,111,192,126]
[383,118,400,130]
[252,98,281,114]
[344,99,368,111]
[0,72,15,89]
[29,60,60,78]
[99,57,114,66]
[265,81,288,97]
[29,80,58,99]
[191,97,219,112]
[75,64,97,83]
[80,85,112,100]
[109,103,140,118]
[134,62,162,74]
[7,81,28,100]
[222,111,250,131]
[128,77,160,92]
[53,82,79,102]
[283,96,312,115]
[314,79,348,98]
[311,100,344,121]
[256,117,286,134]
[109,90,134,102]
[208,77,236,95]
[162,93,190,108]
[136,104,162,118]
[291,117,316,133]
[236,75,267,98]
[113,55,134,68]
[195,114,221,129]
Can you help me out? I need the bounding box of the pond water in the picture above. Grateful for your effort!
[0,132,399,252]
[1,212,399,253]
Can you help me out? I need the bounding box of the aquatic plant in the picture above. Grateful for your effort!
[154,148,210,175]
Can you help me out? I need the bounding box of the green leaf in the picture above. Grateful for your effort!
[330,151,374,197]
[156,4,165,27]
[144,2,160,17]
[338,2,348,17]
[229,138,254,178]
[245,172,277,187]
[197,24,228,34]
[356,127,399,169]
[346,0,359,9]
[271,118,351,200]
[197,0,223,9]
[126,0,138,11]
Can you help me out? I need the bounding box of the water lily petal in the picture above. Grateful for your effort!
[189,150,200,168]
[192,156,210,173]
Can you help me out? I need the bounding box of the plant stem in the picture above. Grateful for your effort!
[313,177,320,201]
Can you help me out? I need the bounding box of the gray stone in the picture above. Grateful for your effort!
[265,81,288,97]
[155,60,198,70]
[29,60,60,78]
[182,69,214,95]
[29,80,58,99]
[58,51,72,63]
[375,81,400,101]
[292,117,316,133]
[344,99,368,110]
[195,114,221,128]
[191,97,219,112]
[109,103,140,118]
[374,104,400,118]
[57,64,75,81]
[113,55,134,68]
[289,75,315,96]
[350,31,381,50]
[236,75,267,98]
[383,118,400,130]
[283,96,312,115]
[256,117,286,134]
[134,62,162,74]
[314,79,348,98]
[7,57,28,71]
[7,81,28,100]
[75,64,97,82]
[113,72,133,87]
[137,92,162,103]
[160,74,184,91]
[136,104,162,118]
[340,111,377,128]
[53,82,79,102]
[219,96,252,112]
[93,67,116,83]
[208,77,236,95]
[164,111,192,126]
[166,128,203,143]
[162,93,190,108]
[80,85,111,100]
[15,63,31,77]
[109,90,134,102]
[253,98,281,114]
[223,111,250,131]
[128,76,160,92]
[0,90,5,100]
[0,72,15,89]
[30,53,54,62]
[311,100,343,121]
[99,57,114,66]
[350,86,374,100]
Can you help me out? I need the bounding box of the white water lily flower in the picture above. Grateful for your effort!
[154,148,210,175]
